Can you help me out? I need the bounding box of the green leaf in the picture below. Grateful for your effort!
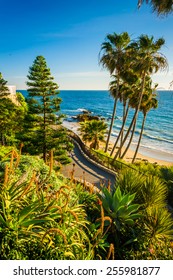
[124,219,134,225]
[0,214,7,226]
[18,203,41,222]
[129,213,142,220]
[102,188,113,205]
[21,218,53,227]
[125,204,140,215]
[64,252,75,258]
[116,205,127,217]
[112,191,121,212]
[120,193,136,207]
[127,193,136,205]
[118,193,131,206]
[123,237,138,246]
[115,186,122,200]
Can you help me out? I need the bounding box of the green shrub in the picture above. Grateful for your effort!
[0,152,92,260]
[0,146,18,160]
[1,149,173,260]
[117,169,168,208]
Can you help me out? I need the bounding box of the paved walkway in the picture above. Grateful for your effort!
[61,142,116,188]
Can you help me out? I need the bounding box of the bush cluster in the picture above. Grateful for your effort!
[0,149,173,260]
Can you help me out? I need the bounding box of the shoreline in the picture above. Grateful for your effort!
[63,120,173,167]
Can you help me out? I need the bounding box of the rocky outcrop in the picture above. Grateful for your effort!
[75,112,105,122]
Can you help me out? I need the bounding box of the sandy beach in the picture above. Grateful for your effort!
[63,120,173,167]
[105,141,173,167]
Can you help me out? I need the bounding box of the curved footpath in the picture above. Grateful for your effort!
[61,141,116,188]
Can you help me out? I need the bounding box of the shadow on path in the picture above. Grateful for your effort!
[62,142,116,188]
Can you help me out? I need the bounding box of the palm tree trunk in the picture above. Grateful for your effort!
[105,78,120,153]
[119,104,126,158]
[132,113,146,163]
[110,102,129,156]
[113,72,146,161]
[120,118,137,159]
[113,107,137,160]
[119,112,125,158]
[94,135,99,150]
[105,99,117,152]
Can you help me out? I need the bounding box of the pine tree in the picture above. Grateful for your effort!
[0,72,10,98]
[0,97,26,146]
[25,55,72,164]
[0,73,25,145]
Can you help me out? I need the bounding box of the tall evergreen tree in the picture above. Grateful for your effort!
[0,72,10,98]
[25,55,72,163]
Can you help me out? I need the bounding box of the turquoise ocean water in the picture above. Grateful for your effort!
[20,90,173,162]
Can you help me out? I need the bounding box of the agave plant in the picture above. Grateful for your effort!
[98,186,141,231]
[96,185,142,258]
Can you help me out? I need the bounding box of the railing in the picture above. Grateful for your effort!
[66,128,140,174]
[67,129,117,175]
[91,149,138,172]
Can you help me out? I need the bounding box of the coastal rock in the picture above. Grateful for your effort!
[76,113,101,122]
[81,109,91,114]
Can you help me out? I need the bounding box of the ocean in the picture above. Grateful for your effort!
[20,90,173,162]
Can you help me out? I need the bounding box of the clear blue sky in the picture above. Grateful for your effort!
[0,0,173,90]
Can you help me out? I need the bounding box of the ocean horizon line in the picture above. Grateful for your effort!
[18,89,109,91]
[17,89,173,92]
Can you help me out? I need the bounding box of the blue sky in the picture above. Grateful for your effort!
[0,0,173,90]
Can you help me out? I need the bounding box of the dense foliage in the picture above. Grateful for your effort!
[0,73,10,98]
[0,93,27,146]
[0,148,173,260]
[0,151,90,259]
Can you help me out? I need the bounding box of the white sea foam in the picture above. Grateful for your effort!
[76,108,89,112]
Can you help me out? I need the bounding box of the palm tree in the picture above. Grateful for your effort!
[119,77,153,160]
[113,80,142,160]
[110,72,139,157]
[138,0,173,15]
[99,32,131,153]
[79,119,107,150]
[113,34,167,161]
[132,89,158,163]
[107,78,127,156]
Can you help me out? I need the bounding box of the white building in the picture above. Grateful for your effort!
[7,85,16,95]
